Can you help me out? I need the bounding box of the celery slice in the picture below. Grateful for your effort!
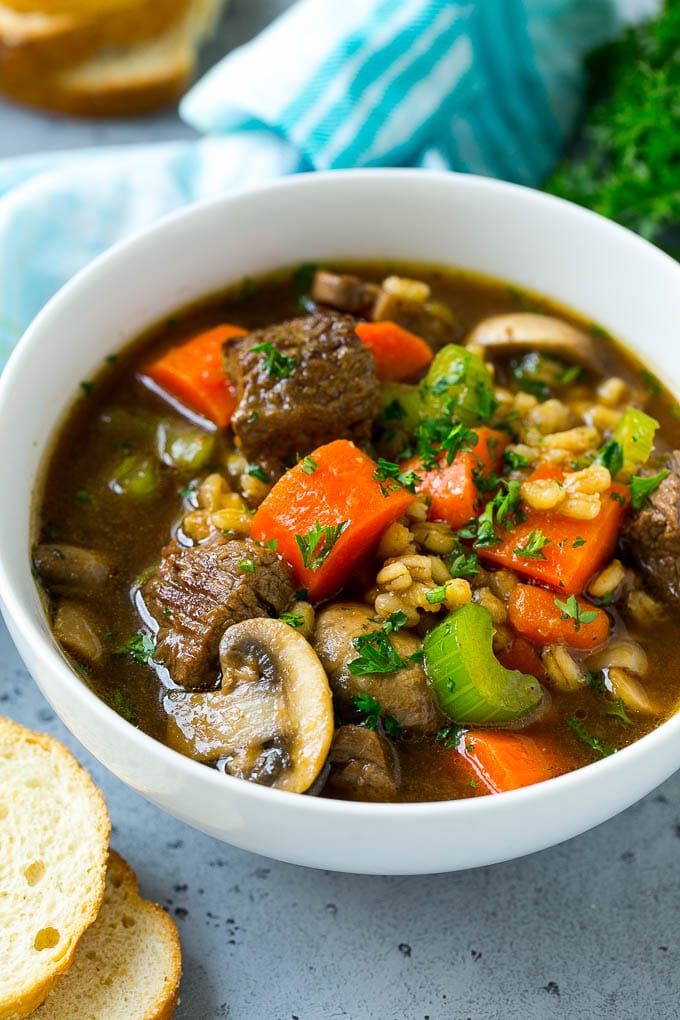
[108,454,160,499]
[612,407,659,474]
[421,344,496,426]
[424,603,542,725]
[157,424,216,471]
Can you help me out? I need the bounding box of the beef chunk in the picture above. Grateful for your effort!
[326,725,399,802]
[623,450,680,604]
[223,312,379,476]
[143,536,294,688]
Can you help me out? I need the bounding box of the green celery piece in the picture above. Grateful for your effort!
[423,603,543,725]
[109,454,160,499]
[611,407,659,474]
[157,423,216,471]
[421,344,496,426]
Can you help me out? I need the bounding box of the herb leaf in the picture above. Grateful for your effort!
[280,612,304,628]
[348,631,406,676]
[566,717,616,757]
[436,724,464,750]
[554,594,599,632]
[251,341,297,380]
[299,455,318,475]
[630,469,669,510]
[114,632,155,664]
[514,529,551,559]
[373,458,422,494]
[294,520,350,570]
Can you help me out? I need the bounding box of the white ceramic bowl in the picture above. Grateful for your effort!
[1,170,680,875]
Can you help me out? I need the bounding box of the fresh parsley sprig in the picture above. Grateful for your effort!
[294,520,349,570]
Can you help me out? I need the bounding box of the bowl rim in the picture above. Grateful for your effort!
[1,166,679,824]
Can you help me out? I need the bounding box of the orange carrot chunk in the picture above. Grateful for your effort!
[457,729,561,794]
[144,324,247,427]
[250,439,414,603]
[497,636,546,681]
[354,320,433,381]
[402,427,507,530]
[478,465,629,594]
[508,583,609,650]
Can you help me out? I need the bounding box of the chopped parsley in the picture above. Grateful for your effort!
[560,365,583,385]
[240,276,258,299]
[299,455,318,475]
[503,449,530,471]
[475,479,524,548]
[381,610,409,635]
[372,458,421,495]
[105,353,118,364]
[554,594,600,632]
[109,691,138,726]
[114,632,155,664]
[630,469,669,510]
[436,725,464,750]
[352,692,403,737]
[294,520,350,571]
[595,439,623,477]
[280,612,304,628]
[610,491,626,506]
[80,380,94,395]
[566,717,616,758]
[75,487,91,504]
[239,558,255,573]
[409,418,477,471]
[606,698,633,727]
[425,585,448,605]
[251,341,297,380]
[641,369,661,395]
[572,536,587,549]
[450,551,479,578]
[248,464,269,482]
[348,630,405,676]
[247,411,259,423]
[514,529,551,560]
[382,399,407,421]
[292,263,318,289]
[179,487,193,499]
[266,538,278,551]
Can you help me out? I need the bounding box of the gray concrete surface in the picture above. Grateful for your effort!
[1,2,678,1018]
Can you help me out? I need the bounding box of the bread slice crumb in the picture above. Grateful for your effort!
[31,850,182,1020]
[0,717,110,1020]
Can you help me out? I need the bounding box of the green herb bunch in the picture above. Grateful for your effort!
[547,0,680,244]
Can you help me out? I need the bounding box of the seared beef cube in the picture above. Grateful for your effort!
[143,536,294,689]
[223,312,379,476]
[326,725,399,802]
[623,450,680,604]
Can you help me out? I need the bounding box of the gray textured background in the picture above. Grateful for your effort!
[1,2,678,1018]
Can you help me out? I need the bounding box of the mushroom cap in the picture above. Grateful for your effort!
[165,618,333,794]
[466,313,599,370]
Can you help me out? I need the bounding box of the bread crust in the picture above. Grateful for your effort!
[0,717,110,1020]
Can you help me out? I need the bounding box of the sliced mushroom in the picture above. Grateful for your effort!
[33,544,112,595]
[326,724,399,802]
[312,603,444,735]
[310,270,379,313]
[53,600,105,664]
[585,641,656,715]
[165,618,333,793]
[466,313,599,370]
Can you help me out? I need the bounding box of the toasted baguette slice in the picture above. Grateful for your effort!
[31,851,182,1020]
[0,0,191,82]
[0,718,110,1020]
[0,0,226,115]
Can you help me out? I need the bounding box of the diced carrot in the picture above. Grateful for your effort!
[144,324,247,427]
[497,636,546,680]
[508,583,609,650]
[401,427,507,530]
[456,729,561,794]
[354,320,433,381]
[478,465,629,594]
[250,439,414,602]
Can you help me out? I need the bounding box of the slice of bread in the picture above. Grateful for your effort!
[0,0,191,82]
[31,851,182,1020]
[0,717,110,1020]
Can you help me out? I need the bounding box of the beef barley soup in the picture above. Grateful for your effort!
[32,263,680,803]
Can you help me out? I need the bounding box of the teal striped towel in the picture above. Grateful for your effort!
[0,0,619,368]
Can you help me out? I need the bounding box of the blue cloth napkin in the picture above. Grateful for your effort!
[0,0,619,368]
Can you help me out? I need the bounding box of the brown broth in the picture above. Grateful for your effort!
[34,262,680,802]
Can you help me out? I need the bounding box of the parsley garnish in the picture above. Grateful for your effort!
[425,585,448,605]
[266,538,278,551]
[252,341,297,380]
[75,487,91,504]
[109,691,138,726]
[381,610,409,635]
[383,399,407,421]
[566,717,616,757]
[239,558,255,573]
[610,491,626,506]
[554,594,600,632]
[641,369,661,395]
[560,365,583,385]
[348,631,405,675]
[299,455,318,475]
[606,698,633,727]
[372,458,421,495]
[114,632,155,664]
[514,529,551,559]
[352,692,403,737]
[450,551,479,578]
[292,263,318,289]
[572,536,587,549]
[179,487,193,499]
[503,449,530,471]
[436,725,464,750]
[248,464,269,482]
[475,479,524,548]
[280,612,304,628]
[630,469,669,510]
[295,520,350,570]
[241,276,258,299]
[410,419,477,471]
[80,380,94,395]
[595,439,623,477]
